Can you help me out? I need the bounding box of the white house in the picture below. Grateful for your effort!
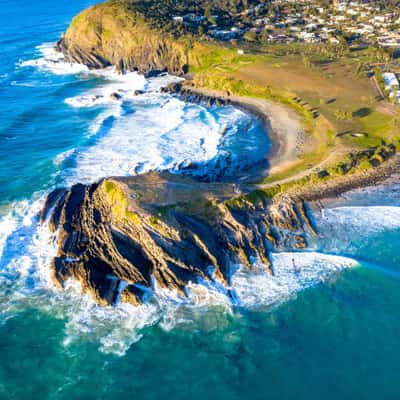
[383,72,399,90]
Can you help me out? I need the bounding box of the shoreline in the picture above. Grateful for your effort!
[167,82,400,205]
[171,84,305,175]
[283,154,400,206]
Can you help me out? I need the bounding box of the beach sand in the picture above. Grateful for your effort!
[180,86,306,175]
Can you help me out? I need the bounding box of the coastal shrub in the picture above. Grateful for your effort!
[102,180,141,223]
[358,158,373,171]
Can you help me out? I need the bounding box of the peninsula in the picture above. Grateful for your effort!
[43,0,400,306]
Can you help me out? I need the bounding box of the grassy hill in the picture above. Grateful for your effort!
[60,0,400,194]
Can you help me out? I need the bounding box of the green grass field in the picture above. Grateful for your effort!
[188,42,399,187]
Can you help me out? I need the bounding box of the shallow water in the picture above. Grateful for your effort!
[1,1,400,399]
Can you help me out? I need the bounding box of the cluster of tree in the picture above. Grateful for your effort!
[124,0,264,22]
[373,0,400,9]
[114,0,400,60]
[121,0,273,36]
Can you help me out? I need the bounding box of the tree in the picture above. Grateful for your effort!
[244,30,257,42]
[260,29,269,44]
[204,5,214,23]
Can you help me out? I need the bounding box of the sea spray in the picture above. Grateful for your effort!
[18,42,90,75]
[0,39,375,357]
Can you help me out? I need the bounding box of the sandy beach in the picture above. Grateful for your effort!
[180,85,305,174]
[177,84,400,203]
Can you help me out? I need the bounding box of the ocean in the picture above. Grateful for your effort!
[0,1,400,398]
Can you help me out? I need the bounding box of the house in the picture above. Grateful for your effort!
[378,36,400,48]
[383,72,399,90]
[305,23,318,31]
[373,15,386,25]
[298,31,318,43]
[332,15,346,23]
[172,16,183,23]
[346,9,358,16]
[184,14,205,24]
[389,90,400,104]
[211,30,237,41]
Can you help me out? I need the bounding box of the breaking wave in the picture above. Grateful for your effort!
[309,204,400,268]
[3,41,397,357]
[0,196,359,356]
[18,42,89,75]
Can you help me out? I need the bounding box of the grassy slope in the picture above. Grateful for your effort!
[188,42,400,188]
[64,0,189,74]
[66,0,400,199]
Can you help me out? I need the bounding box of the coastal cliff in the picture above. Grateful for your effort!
[41,173,316,306]
[49,0,400,307]
[57,1,189,75]
[40,149,400,306]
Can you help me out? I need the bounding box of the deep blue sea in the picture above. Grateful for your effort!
[1,1,400,399]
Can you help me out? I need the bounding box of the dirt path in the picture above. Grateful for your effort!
[369,75,398,117]
[369,75,385,101]
[258,146,347,189]
[182,85,353,189]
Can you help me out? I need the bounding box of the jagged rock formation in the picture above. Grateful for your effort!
[41,172,317,306]
[57,1,189,75]
[162,81,232,108]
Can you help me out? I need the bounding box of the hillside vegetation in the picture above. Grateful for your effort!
[58,0,190,74]
[59,0,400,191]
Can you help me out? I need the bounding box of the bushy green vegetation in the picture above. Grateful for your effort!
[70,0,399,201]
[102,180,141,223]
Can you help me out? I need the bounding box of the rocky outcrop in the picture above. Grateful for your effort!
[57,1,189,76]
[41,172,316,306]
[162,82,231,108]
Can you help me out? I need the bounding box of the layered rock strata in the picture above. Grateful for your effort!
[41,173,316,306]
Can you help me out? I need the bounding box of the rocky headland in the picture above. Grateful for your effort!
[41,173,317,306]
[57,1,190,76]
[40,145,400,306]
[43,0,400,306]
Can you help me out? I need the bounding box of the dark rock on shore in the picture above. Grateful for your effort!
[162,82,229,108]
[110,92,122,101]
[290,155,400,203]
[41,173,315,306]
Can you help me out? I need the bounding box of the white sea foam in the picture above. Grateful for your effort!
[53,148,75,167]
[0,198,158,355]
[0,198,45,260]
[231,252,358,308]
[61,96,251,184]
[0,213,17,258]
[2,40,379,357]
[22,42,259,184]
[308,205,400,255]
[5,169,393,347]
[18,43,89,75]
[64,69,147,108]
[0,195,360,356]
[320,206,400,233]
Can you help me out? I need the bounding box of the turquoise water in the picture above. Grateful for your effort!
[1,1,400,399]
